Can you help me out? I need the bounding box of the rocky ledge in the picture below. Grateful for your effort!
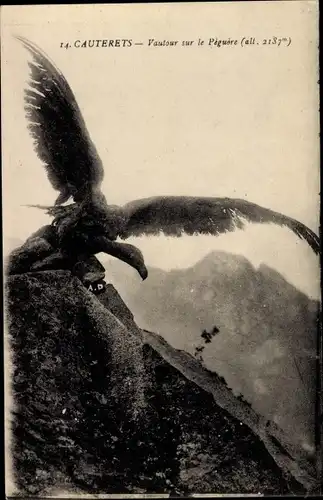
[5,270,319,496]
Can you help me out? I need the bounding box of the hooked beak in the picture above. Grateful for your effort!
[139,264,148,281]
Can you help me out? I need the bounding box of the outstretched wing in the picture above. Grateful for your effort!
[17,36,104,204]
[119,196,320,254]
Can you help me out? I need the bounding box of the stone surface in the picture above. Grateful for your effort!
[72,255,106,284]
[6,236,54,275]
[6,225,107,285]
[5,270,317,496]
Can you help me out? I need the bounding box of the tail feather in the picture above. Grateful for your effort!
[24,203,77,218]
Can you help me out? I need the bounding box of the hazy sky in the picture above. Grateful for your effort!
[1,2,320,298]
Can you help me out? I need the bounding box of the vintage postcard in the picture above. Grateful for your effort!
[2,1,321,497]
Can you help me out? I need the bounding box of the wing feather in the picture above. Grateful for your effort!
[16,36,104,203]
[120,196,320,254]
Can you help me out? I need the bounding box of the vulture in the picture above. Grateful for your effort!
[15,36,319,280]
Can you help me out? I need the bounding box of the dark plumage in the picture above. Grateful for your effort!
[18,36,104,205]
[16,36,320,279]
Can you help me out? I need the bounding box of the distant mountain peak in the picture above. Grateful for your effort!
[193,249,255,275]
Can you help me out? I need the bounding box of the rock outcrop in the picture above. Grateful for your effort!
[5,271,319,496]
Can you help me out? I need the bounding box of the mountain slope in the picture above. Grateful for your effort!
[103,251,319,456]
[5,270,318,495]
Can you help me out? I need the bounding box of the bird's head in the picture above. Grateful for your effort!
[104,240,148,281]
[127,246,148,280]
